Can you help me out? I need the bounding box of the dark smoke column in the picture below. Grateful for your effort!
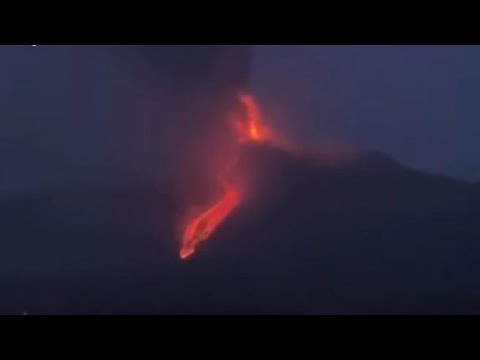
[135,45,252,204]
[138,45,251,91]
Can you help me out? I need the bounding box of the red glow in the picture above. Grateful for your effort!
[180,180,241,259]
[179,93,284,260]
[233,94,280,144]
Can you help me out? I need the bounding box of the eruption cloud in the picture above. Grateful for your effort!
[179,93,286,260]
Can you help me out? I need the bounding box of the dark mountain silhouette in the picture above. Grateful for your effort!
[1,145,480,314]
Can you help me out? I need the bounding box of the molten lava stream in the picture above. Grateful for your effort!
[180,181,241,260]
[179,92,286,260]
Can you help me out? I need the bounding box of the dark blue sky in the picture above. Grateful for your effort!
[0,45,200,193]
[2,45,480,194]
[253,45,480,179]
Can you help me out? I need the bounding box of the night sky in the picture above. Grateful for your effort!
[2,45,480,194]
[253,45,480,180]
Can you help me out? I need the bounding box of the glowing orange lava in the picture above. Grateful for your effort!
[233,93,279,144]
[180,180,241,259]
[179,93,283,260]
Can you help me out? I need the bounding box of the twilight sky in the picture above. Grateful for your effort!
[252,45,480,180]
[1,45,480,194]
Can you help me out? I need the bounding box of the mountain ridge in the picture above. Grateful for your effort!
[1,146,479,314]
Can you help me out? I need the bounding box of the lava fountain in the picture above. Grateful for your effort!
[233,93,286,146]
[179,93,285,260]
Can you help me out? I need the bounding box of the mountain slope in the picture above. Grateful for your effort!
[1,146,480,314]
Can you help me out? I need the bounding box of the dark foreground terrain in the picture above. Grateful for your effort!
[1,145,480,314]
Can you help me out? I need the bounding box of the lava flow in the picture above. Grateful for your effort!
[179,93,282,260]
[180,180,241,260]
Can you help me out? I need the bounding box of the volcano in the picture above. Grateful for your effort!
[1,140,480,314]
[3,45,480,314]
